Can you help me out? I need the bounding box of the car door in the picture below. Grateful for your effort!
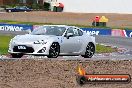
[72,28,83,53]
[14,7,20,12]
[76,28,84,52]
[60,27,83,54]
[19,7,24,12]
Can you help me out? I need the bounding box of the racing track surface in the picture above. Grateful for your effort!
[96,35,132,50]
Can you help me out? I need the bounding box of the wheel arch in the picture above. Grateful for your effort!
[52,42,60,47]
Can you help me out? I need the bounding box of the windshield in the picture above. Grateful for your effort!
[31,26,66,36]
[15,6,27,9]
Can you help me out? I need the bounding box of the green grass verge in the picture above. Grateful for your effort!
[0,20,124,29]
[1,19,132,29]
[0,35,14,55]
[96,44,116,53]
[0,35,116,55]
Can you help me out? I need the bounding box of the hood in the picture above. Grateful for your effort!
[13,34,55,42]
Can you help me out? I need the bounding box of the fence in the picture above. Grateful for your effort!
[1,23,132,38]
[0,23,33,32]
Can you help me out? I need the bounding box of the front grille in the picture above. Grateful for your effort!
[13,45,34,53]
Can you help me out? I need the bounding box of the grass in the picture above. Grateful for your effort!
[0,35,14,55]
[1,19,132,29]
[0,35,116,55]
[0,20,123,29]
[96,44,116,53]
[0,20,53,25]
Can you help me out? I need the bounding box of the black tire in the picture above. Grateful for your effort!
[76,76,87,86]
[47,43,60,58]
[82,43,95,58]
[11,53,23,58]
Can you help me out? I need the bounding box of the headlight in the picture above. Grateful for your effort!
[34,40,47,44]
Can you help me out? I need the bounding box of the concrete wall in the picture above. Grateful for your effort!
[58,0,132,13]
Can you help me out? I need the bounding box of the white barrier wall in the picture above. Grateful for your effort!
[58,0,132,13]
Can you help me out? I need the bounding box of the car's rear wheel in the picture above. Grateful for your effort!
[10,53,23,58]
[47,43,60,58]
[82,42,95,58]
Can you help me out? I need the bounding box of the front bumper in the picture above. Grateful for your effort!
[8,42,50,55]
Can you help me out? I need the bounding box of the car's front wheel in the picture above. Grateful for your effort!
[10,53,23,58]
[47,43,60,58]
[82,43,95,58]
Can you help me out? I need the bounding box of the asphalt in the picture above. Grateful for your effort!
[96,35,132,50]
[0,30,28,35]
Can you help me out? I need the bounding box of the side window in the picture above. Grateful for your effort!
[67,27,74,34]
[20,7,23,9]
[73,28,79,36]
[24,7,27,9]
[16,7,20,9]
[78,29,83,36]
[66,27,82,37]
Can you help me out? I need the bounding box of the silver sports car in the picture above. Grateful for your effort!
[8,25,96,58]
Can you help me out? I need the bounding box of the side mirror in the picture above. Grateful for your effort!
[66,33,73,39]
